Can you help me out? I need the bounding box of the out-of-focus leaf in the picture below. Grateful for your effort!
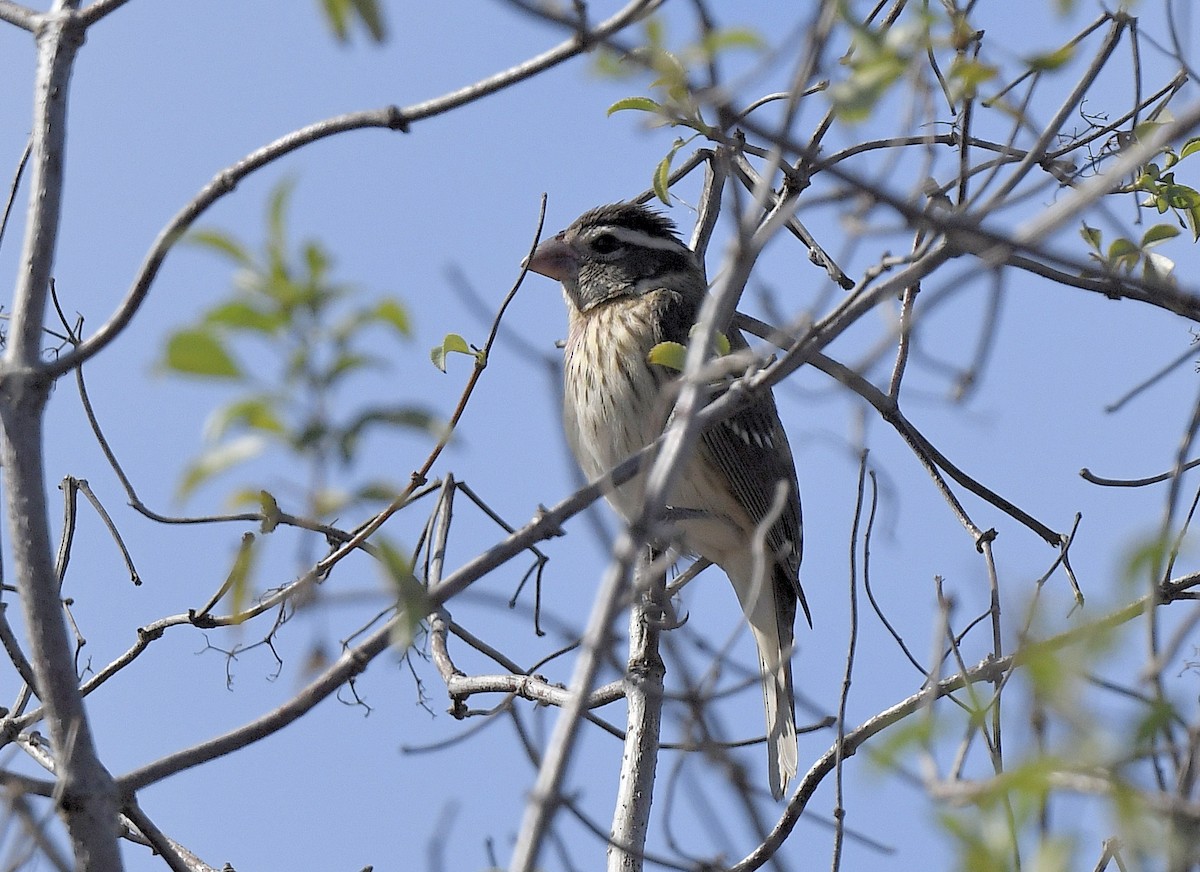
[164,329,242,378]
[698,27,764,57]
[349,0,387,42]
[204,301,283,333]
[1123,534,1171,583]
[223,531,258,619]
[374,298,412,337]
[339,405,443,461]
[312,487,351,517]
[355,480,400,503]
[1025,44,1074,71]
[177,435,266,501]
[377,538,427,650]
[325,351,387,385]
[1133,698,1180,747]
[304,241,331,282]
[319,0,385,42]
[205,397,286,442]
[1079,223,1102,252]
[949,57,997,99]
[1143,251,1175,280]
[322,0,349,39]
[267,177,295,254]
[187,229,255,266]
[1106,237,1138,262]
[1186,205,1200,242]
[830,52,908,122]
[1133,120,1167,143]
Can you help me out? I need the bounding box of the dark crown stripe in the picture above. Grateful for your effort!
[575,202,681,243]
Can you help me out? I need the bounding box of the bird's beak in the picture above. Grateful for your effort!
[522,235,579,283]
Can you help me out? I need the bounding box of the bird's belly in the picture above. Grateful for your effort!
[563,311,748,564]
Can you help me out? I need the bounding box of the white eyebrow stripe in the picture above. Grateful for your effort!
[593,225,691,254]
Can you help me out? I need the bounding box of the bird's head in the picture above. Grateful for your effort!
[524,202,700,313]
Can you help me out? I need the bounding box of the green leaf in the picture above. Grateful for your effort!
[377,538,427,650]
[176,435,266,501]
[338,405,443,461]
[653,152,674,206]
[686,325,730,356]
[205,397,286,441]
[349,0,386,42]
[607,96,663,116]
[204,300,282,333]
[355,480,400,503]
[648,341,687,371]
[374,298,412,337]
[324,351,387,385]
[322,0,348,39]
[1133,698,1179,746]
[949,57,998,98]
[1181,138,1200,160]
[1123,534,1171,583]
[714,331,731,356]
[186,229,255,266]
[258,490,282,533]
[222,531,258,619]
[830,53,907,122]
[164,329,242,378]
[1164,184,1200,209]
[1025,44,1074,71]
[430,333,472,372]
[1141,223,1180,248]
[303,241,331,283]
[1186,205,1200,242]
[321,0,386,43]
[267,178,295,254]
[698,27,765,57]
[1106,237,1138,261]
[1133,121,1167,143]
[1079,223,1102,252]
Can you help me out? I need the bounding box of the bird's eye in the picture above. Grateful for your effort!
[591,233,621,255]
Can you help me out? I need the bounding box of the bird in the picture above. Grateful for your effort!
[524,201,809,800]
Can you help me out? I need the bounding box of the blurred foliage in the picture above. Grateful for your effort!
[319,0,386,44]
[1080,221,1180,283]
[600,17,764,204]
[1124,131,1200,241]
[161,179,439,517]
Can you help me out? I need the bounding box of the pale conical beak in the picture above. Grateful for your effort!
[522,236,579,282]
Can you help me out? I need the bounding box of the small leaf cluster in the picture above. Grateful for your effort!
[1126,133,1200,241]
[831,11,1004,121]
[602,18,764,203]
[162,180,435,513]
[1080,222,1180,283]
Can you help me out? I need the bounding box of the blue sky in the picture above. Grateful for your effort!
[2,2,1200,870]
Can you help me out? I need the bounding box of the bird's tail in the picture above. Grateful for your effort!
[729,556,798,801]
[748,603,798,801]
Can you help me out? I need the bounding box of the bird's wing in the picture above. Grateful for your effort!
[646,291,808,625]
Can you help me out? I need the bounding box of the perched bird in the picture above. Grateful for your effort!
[525,202,809,800]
